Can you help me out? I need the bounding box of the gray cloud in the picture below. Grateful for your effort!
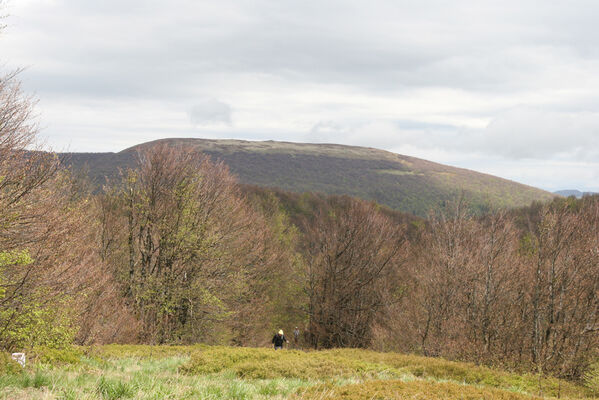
[8,0,599,98]
[189,99,232,126]
[395,108,599,160]
[310,108,599,160]
[2,0,599,191]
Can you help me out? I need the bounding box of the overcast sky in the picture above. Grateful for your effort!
[2,0,599,192]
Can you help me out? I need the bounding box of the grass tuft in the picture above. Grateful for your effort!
[96,376,135,400]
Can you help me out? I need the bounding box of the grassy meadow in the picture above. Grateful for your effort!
[0,345,597,400]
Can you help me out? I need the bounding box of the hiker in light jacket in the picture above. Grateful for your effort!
[272,329,288,350]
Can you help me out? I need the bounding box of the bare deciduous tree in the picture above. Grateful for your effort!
[401,196,599,377]
[302,196,408,348]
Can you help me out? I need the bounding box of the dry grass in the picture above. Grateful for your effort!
[0,345,595,399]
[179,347,592,399]
[296,379,545,400]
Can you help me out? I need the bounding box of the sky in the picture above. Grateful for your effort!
[2,0,599,192]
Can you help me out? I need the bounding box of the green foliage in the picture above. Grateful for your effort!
[244,189,306,334]
[0,249,76,351]
[0,295,76,351]
[30,346,83,365]
[0,250,33,300]
[583,360,599,393]
[0,352,21,375]
[107,145,277,345]
[0,250,34,268]
[519,232,539,256]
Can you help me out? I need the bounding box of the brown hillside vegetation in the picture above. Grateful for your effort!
[61,138,556,216]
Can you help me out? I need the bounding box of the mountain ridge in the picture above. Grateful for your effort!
[61,138,557,216]
[554,189,598,198]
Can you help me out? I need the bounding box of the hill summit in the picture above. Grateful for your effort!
[63,138,555,216]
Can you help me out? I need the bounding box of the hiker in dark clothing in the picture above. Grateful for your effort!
[272,329,288,350]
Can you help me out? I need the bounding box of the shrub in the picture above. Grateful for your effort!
[30,346,83,365]
[0,251,77,351]
[180,347,398,379]
[583,361,599,394]
[88,344,200,360]
[0,352,22,375]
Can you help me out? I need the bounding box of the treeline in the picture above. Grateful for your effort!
[92,146,414,348]
[93,146,599,378]
[398,196,599,378]
[2,58,599,380]
[257,188,599,378]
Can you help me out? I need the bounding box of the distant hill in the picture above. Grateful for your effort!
[61,138,556,216]
[554,190,597,198]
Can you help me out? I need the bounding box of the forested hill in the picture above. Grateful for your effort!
[61,138,556,216]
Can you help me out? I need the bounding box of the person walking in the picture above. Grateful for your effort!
[293,327,300,348]
[272,329,288,350]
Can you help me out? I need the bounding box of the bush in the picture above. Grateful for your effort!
[0,352,22,375]
[583,361,599,394]
[181,347,400,380]
[30,346,83,365]
[88,344,201,359]
[0,251,77,351]
[0,294,77,350]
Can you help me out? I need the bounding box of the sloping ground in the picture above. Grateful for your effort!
[61,138,556,216]
[0,345,594,399]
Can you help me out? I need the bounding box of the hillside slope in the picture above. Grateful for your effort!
[62,138,556,216]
